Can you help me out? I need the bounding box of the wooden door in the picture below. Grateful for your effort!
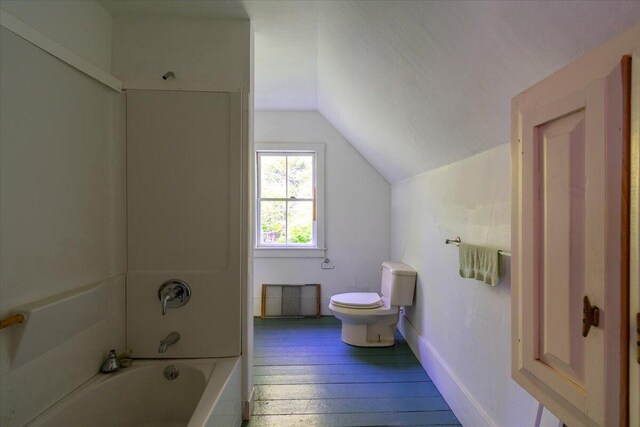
[512,34,637,426]
[629,48,640,427]
[521,78,608,425]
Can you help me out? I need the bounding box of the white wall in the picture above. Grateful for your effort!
[112,15,250,90]
[0,14,125,427]
[253,111,390,315]
[0,0,113,72]
[391,144,535,427]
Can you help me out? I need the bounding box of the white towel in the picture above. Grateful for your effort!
[458,243,501,286]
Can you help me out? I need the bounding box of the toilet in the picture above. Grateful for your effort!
[329,262,417,347]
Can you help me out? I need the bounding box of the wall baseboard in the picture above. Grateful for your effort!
[242,386,255,421]
[398,314,498,427]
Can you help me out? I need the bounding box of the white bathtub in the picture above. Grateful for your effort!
[27,357,241,427]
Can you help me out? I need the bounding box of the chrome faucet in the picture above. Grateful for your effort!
[158,280,191,316]
[160,287,180,315]
[100,349,124,373]
[158,331,180,353]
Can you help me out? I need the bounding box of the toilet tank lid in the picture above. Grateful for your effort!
[382,262,417,276]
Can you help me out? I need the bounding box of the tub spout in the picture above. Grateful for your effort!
[158,331,180,353]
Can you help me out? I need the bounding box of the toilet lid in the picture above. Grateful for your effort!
[330,292,383,308]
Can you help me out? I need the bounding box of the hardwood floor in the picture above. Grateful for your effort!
[245,316,460,427]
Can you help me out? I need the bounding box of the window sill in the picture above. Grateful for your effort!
[253,247,327,258]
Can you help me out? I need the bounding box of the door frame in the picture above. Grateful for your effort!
[629,48,640,427]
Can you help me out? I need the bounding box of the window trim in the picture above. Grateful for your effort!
[254,143,326,258]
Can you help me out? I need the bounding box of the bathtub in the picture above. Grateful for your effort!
[27,357,241,427]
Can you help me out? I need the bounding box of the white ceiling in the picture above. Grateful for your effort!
[100,0,319,109]
[100,0,640,182]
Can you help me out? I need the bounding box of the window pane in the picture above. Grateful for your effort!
[260,201,286,244]
[260,155,286,198]
[287,155,313,199]
[287,201,313,244]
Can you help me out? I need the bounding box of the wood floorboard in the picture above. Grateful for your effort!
[253,397,450,415]
[254,327,341,332]
[254,327,342,332]
[254,362,425,376]
[254,338,408,348]
[255,354,420,366]
[254,345,414,357]
[246,412,461,426]
[253,332,343,338]
[253,316,340,328]
[254,372,431,385]
[245,316,459,427]
[256,382,442,400]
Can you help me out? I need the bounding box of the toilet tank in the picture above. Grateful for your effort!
[380,262,417,306]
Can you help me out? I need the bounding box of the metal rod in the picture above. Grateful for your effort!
[445,236,511,257]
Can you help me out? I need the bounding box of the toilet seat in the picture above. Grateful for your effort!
[330,292,383,309]
[329,302,398,316]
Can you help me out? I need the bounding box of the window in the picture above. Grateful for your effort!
[255,143,325,257]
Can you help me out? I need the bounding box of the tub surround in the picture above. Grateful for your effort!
[1,6,250,426]
[0,0,113,73]
[0,278,125,427]
[0,7,126,425]
[125,90,243,358]
[110,14,252,407]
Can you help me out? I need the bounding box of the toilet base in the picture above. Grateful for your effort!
[339,314,398,347]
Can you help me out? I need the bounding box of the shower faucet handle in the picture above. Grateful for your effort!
[158,280,192,316]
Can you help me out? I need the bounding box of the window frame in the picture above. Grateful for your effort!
[256,152,316,247]
[254,143,326,258]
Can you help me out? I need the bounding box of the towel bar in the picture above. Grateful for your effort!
[445,236,511,257]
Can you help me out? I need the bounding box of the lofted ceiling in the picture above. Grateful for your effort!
[100,0,640,182]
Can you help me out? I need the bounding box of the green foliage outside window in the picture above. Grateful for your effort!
[259,153,314,245]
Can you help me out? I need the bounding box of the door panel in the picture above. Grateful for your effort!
[539,111,585,389]
[521,83,605,420]
[514,62,626,426]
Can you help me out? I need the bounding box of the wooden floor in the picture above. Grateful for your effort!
[244,316,460,427]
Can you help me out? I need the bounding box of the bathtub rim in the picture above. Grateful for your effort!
[187,356,240,427]
[26,356,240,427]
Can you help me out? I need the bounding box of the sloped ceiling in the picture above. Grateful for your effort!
[100,0,640,182]
[316,1,640,181]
